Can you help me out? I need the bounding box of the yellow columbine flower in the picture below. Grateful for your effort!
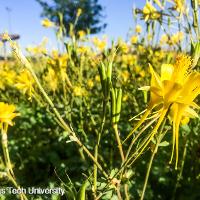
[92,37,107,51]
[0,103,19,127]
[119,41,129,53]
[121,71,130,82]
[170,32,184,45]
[73,86,86,96]
[44,68,58,92]
[77,46,91,55]
[78,30,86,39]
[87,79,94,89]
[41,18,55,28]
[131,35,138,44]
[173,0,186,14]
[2,32,9,41]
[48,52,68,68]
[123,94,129,102]
[126,55,200,169]
[135,25,142,34]
[143,2,160,21]
[95,75,100,82]
[15,70,35,100]
[160,34,168,45]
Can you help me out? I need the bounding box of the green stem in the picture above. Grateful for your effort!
[1,126,28,200]
[140,119,167,200]
[113,124,124,162]
[125,116,159,163]
[93,100,107,196]
[8,174,28,200]
[1,125,15,178]
[172,139,188,200]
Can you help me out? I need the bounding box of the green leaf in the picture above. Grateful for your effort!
[159,141,169,147]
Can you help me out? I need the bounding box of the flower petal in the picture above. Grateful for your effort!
[161,64,174,81]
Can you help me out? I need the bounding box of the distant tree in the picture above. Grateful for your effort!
[36,0,106,35]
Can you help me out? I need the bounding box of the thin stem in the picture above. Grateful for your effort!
[113,124,130,200]
[125,116,159,162]
[1,124,15,178]
[116,184,123,200]
[140,146,156,200]
[172,139,188,200]
[1,126,28,200]
[94,100,107,196]
[113,124,124,162]
[8,174,28,200]
[140,119,167,200]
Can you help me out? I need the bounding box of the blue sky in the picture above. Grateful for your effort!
[0,0,145,49]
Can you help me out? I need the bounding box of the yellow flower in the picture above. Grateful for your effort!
[170,32,184,45]
[44,68,58,92]
[138,45,145,53]
[73,86,86,96]
[77,30,86,39]
[92,37,107,51]
[77,8,82,17]
[77,46,91,55]
[41,18,55,28]
[121,54,135,66]
[135,25,142,34]
[49,52,68,68]
[123,94,129,102]
[131,35,138,44]
[15,70,35,100]
[2,32,9,41]
[173,0,186,14]
[87,79,94,89]
[160,34,168,45]
[4,70,16,86]
[125,55,200,169]
[121,71,130,82]
[147,34,153,41]
[0,103,19,126]
[95,75,100,82]
[118,40,129,53]
[143,2,160,21]
[139,70,146,78]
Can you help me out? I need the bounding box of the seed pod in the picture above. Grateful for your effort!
[105,62,112,99]
[116,88,122,123]
[111,88,116,124]
[107,61,113,82]
[98,62,106,96]
[115,88,118,100]
[77,180,88,200]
